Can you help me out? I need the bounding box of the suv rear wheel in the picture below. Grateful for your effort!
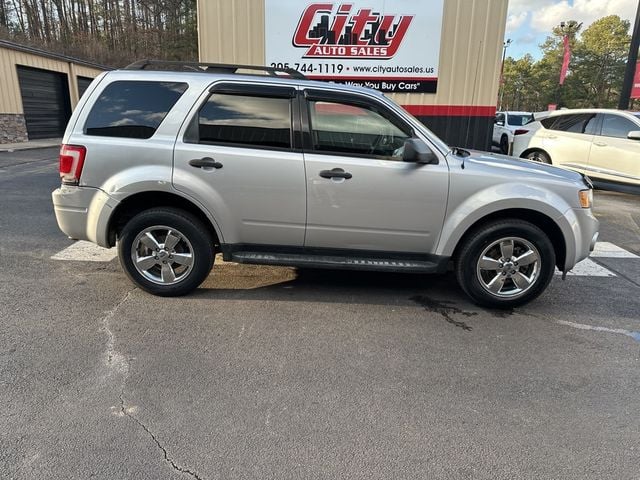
[118,208,214,296]
[525,150,551,164]
[500,134,509,154]
[455,220,556,308]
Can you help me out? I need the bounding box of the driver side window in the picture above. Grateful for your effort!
[308,100,411,160]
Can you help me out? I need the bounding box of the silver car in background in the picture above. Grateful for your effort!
[52,61,598,308]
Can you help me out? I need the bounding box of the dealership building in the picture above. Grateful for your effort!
[0,1,507,148]
[0,40,105,144]
[197,0,508,149]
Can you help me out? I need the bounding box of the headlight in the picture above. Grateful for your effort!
[579,189,593,208]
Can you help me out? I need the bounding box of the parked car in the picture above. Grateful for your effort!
[493,111,533,154]
[512,108,640,192]
[52,61,598,308]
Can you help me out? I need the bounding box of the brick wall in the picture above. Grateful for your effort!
[0,114,28,144]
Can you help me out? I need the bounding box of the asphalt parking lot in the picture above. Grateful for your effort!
[1,147,639,479]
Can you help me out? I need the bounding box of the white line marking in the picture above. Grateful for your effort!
[555,258,616,277]
[48,241,634,275]
[556,319,640,342]
[51,241,117,262]
[591,241,639,258]
[215,253,237,265]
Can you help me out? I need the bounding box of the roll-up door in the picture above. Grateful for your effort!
[17,66,71,139]
[77,76,93,98]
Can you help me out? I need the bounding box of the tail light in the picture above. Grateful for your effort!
[514,129,529,136]
[59,144,86,185]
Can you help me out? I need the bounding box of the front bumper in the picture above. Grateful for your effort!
[564,207,599,271]
[52,185,118,247]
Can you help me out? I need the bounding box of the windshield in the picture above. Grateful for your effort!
[508,114,533,126]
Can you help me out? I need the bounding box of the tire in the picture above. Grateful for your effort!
[500,135,510,154]
[525,150,551,164]
[455,220,556,309]
[118,207,214,296]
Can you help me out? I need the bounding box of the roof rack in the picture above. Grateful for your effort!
[123,60,307,80]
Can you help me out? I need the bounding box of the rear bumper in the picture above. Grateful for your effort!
[52,185,118,247]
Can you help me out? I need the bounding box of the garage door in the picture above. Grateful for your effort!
[17,66,71,139]
[77,76,94,99]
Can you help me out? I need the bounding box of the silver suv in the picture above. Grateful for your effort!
[52,61,599,308]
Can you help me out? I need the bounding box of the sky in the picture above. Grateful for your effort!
[505,0,638,59]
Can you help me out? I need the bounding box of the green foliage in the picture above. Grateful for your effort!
[499,15,631,111]
[0,0,198,67]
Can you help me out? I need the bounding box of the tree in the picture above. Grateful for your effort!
[500,16,631,111]
[0,0,198,67]
[501,55,543,111]
[568,16,631,108]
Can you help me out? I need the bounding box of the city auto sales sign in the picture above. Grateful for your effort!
[265,0,444,93]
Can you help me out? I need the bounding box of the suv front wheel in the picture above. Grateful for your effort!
[118,208,214,296]
[455,220,556,308]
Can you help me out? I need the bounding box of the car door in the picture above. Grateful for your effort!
[586,113,640,186]
[173,82,307,246]
[540,113,597,172]
[300,89,449,254]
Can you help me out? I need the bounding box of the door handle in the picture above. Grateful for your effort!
[319,168,352,179]
[593,141,607,147]
[189,157,223,169]
[547,135,558,139]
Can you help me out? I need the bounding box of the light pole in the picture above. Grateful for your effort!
[498,38,512,111]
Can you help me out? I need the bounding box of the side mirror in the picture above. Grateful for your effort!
[496,120,505,126]
[402,138,438,164]
[627,130,640,140]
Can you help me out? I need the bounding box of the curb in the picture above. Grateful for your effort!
[0,142,61,153]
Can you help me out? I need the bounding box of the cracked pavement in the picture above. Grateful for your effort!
[1,148,640,479]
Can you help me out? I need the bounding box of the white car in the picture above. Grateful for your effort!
[512,108,640,191]
[493,111,533,154]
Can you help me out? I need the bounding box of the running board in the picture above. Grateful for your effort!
[229,251,442,273]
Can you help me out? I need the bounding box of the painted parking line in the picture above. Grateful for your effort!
[555,258,616,277]
[591,241,639,259]
[49,241,632,278]
[50,242,237,264]
[51,240,117,262]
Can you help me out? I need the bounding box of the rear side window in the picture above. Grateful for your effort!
[196,94,292,149]
[507,113,532,126]
[541,113,595,134]
[540,116,556,129]
[85,81,188,139]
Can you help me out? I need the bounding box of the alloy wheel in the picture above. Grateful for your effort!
[131,225,194,285]
[476,236,541,298]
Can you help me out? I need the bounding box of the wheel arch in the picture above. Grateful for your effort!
[450,208,566,271]
[106,191,222,248]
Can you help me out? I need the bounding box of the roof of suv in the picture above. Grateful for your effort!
[497,111,531,115]
[108,60,386,98]
[544,108,640,117]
